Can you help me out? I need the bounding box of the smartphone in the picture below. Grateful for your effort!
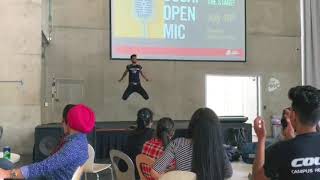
[281,108,290,129]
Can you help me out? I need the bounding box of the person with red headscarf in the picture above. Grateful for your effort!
[0,104,95,180]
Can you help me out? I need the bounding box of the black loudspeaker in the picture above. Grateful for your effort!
[33,123,63,162]
[33,123,96,162]
[221,123,252,146]
[173,122,252,145]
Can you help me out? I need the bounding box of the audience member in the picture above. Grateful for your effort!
[51,104,75,154]
[0,104,95,180]
[253,85,320,180]
[125,108,154,178]
[151,108,233,180]
[141,117,176,179]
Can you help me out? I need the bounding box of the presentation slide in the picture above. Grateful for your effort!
[111,0,245,61]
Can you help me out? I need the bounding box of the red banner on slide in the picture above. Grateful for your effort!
[115,46,245,58]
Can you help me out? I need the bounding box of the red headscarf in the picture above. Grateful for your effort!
[67,104,95,133]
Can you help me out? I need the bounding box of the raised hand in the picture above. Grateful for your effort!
[254,116,267,142]
[283,113,295,140]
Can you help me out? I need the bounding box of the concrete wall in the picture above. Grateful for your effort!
[43,0,301,133]
[0,0,42,154]
[42,0,50,40]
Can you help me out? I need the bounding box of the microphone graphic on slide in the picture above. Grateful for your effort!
[134,0,153,38]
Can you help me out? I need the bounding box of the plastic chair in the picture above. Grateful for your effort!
[159,171,196,180]
[136,154,155,180]
[83,144,113,180]
[109,149,135,180]
[71,166,84,180]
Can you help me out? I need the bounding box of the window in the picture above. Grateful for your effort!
[206,75,260,124]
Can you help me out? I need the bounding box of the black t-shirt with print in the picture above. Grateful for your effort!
[264,132,320,180]
[126,64,142,84]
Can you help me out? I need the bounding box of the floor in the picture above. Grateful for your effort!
[17,155,252,180]
[230,161,252,180]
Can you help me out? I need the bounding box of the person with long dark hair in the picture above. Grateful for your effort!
[141,117,176,180]
[125,108,154,178]
[151,108,233,180]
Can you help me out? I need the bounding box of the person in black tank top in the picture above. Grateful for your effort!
[118,54,150,100]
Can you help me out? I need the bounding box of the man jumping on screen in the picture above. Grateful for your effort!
[119,54,150,100]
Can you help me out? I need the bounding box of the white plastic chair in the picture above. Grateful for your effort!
[71,166,84,180]
[83,144,113,180]
[159,171,196,180]
[109,149,135,180]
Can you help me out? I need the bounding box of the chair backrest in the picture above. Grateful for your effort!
[71,166,84,180]
[110,149,135,180]
[83,144,95,172]
[136,154,155,180]
[159,171,196,180]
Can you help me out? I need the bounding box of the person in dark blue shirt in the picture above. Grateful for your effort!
[119,54,150,100]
